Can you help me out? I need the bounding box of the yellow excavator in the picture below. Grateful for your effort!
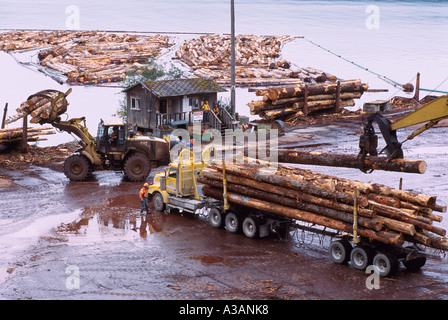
[358,95,448,172]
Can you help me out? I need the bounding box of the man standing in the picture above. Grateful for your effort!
[139,183,149,214]
[202,101,210,122]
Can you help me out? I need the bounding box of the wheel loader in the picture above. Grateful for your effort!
[21,89,170,181]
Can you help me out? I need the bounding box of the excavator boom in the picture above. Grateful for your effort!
[391,95,448,130]
[358,95,448,170]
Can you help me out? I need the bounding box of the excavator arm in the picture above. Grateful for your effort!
[358,95,448,172]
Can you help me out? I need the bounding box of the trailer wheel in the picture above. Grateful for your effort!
[328,239,352,264]
[225,212,241,233]
[153,192,165,212]
[373,252,398,277]
[209,208,224,228]
[350,245,374,270]
[242,216,258,238]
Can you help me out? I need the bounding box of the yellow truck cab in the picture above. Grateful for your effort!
[148,146,292,240]
[148,147,217,214]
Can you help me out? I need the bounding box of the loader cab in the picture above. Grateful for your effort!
[97,120,127,154]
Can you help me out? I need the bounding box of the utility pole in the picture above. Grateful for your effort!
[230,0,236,118]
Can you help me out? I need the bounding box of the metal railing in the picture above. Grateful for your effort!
[155,108,236,132]
[156,112,192,126]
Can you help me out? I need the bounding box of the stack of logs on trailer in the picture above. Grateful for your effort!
[198,160,448,251]
[174,34,335,87]
[248,79,369,121]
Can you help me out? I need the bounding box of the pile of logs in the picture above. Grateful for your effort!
[0,30,87,52]
[5,89,71,125]
[0,126,55,145]
[39,32,173,85]
[248,79,368,121]
[174,34,334,87]
[0,30,173,85]
[198,159,448,250]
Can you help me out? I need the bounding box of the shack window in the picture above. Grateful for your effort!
[130,97,140,110]
[189,97,199,110]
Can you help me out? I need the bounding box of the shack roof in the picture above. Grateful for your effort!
[123,78,226,98]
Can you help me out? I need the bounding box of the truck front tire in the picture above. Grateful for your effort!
[153,192,165,212]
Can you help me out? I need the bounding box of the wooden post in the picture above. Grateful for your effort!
[1,103,7,129]
[335,81,341,112]
[413,72,420,101]
[19,114,29,153]
[303,85,308,116]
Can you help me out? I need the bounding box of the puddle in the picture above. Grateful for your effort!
[0,209,82,284]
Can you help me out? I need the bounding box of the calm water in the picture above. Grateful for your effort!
[0,0,447,145]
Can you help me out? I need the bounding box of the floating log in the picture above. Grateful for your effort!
[275,149,427,174]
[0,30,173,85]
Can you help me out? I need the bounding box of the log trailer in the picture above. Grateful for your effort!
[148,148,438,277]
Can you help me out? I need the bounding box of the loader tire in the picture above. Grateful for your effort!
[123,153,151,182]
[64,154,92,181]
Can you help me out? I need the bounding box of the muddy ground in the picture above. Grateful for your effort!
[0,115,448,303]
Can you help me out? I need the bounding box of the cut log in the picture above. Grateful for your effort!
[276,149,427,174]
[198,175,381,231]
[200,168,375,218]
[370,201,446,236]
[212,161,368,207]
[374,216,416,236]
[267,80,368,101]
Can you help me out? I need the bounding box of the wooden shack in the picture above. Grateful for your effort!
[124,78,226,134]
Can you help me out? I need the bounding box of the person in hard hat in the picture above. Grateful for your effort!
[202,101,210,122]
[213,103,220,117]
[202,101,210,111]
[139,183,150,214]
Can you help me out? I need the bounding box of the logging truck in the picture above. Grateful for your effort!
[148,148,438,277]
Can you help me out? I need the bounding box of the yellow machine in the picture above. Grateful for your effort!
[22,89,170,181]
[148,146,217,213]
[358,95,448,171]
